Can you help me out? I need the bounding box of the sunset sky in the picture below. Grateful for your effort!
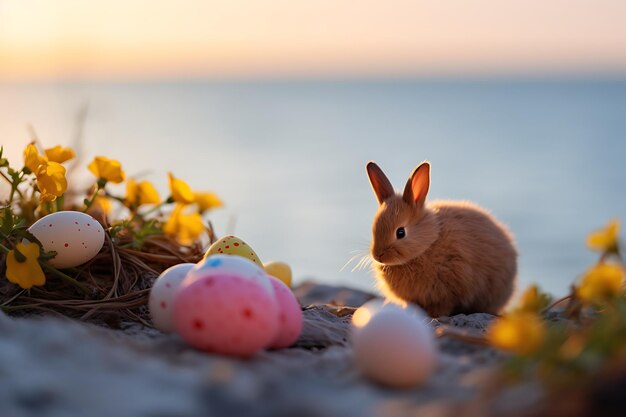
[1,0,625,81]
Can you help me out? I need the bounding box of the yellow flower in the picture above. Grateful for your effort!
[517,285,551,313]
[23,143,47,173]
[577,263,624,305]
[36,161,68,202]
[88,156,125,184]
[44,145,75,164]
[487,311,546,356]
[164,204,205,245]
[126,179,161,207]
[168,172,194,204]
[6,242,46,289]
[194,191,223,212]
[587,219,620,253]
[91,194,112,215]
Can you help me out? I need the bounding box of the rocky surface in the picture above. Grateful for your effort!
[0,284,543,417]
[293,280,378,307]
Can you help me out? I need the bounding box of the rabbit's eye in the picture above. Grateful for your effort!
[396,227,406,239]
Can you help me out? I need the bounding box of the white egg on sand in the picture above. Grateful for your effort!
[351,300,438,388]
[28,211,105,269]
[149,263,196,333]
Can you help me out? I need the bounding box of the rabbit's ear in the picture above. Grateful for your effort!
[403,162,430,207]
[367,161,394,204]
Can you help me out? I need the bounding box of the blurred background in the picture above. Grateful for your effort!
[1,1,625,297]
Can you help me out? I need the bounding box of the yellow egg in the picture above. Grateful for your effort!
[204,236,262,266]
[263,261,292,288]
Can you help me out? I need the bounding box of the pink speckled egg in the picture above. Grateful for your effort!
[267,275,303,349]
[149,263,195,332]
[173,273,279,357]
[189,254,274,298]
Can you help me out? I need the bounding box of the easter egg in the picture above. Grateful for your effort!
[264,261,292,288]
[267,275,302,349]
[28,211,105,269]
[173,273,279,357]
[190,254,274,297]
[351,301,438,388]
[351,299,386,330]
[204,236,262,266]
[149,263,195,333]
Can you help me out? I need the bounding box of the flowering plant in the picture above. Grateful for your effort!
[0,142,222,324]
[486,219,625,394]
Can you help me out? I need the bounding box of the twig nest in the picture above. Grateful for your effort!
[172,255,279,357]
[267,275,302,349]
[149,263,196,332]
[28,211,104,268]
[351,300,438,388]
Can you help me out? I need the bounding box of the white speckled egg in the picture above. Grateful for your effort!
[149,263,196,332]
[28,211,105,269]
[190,254,274,298]
[351,301,438,388]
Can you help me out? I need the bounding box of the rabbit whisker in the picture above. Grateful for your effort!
[352,254,374,272]
[341,252,367,272]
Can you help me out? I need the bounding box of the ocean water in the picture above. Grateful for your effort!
[1,79,625,298]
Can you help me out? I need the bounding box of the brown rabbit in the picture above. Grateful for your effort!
[366,161,517,317]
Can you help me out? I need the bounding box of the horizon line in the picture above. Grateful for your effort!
[2,71,626,85]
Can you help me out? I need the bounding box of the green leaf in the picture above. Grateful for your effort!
[14,218,26,229]
[39,250,58,262]
[13,247,26,262]
[0,207,15,236]
[127,219,163,249]
[15,229,41,245]
[0,254,6,278]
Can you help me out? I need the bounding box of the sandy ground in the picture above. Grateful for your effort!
[0,283,542,417]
